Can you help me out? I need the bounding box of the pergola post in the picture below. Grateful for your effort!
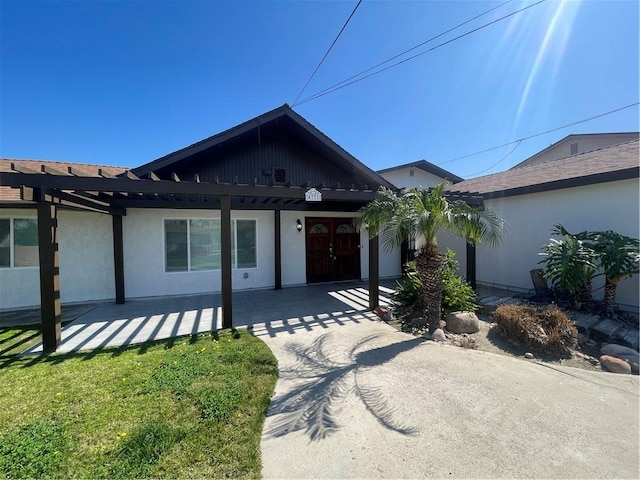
[221,195,233,329]
[466,241,477,290]
[112,214,125,304]
[37,196,61,353]
[274,210,282,290]
[368,235,379,310]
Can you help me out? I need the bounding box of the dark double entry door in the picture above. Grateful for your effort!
[305,217,361,283]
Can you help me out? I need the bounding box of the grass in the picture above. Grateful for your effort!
[0,328,278,479]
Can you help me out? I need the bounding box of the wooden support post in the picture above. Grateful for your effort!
[274,210,282,290]
[37,199,61,353]
[221,195,233,329]
[112,215,125,304]
[368,235,379,310]
[466,241,477,290]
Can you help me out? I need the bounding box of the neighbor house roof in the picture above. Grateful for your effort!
[377,159,463,183]
[0,158,128,203]
[133,103,395,189]
[510,132,639,169]
[447,139,639,199]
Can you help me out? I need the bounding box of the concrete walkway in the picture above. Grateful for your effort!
[256,317,639,479]
[20,281,396,354]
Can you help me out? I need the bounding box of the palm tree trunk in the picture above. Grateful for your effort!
[603,279,618,316]
[414,244,443,332]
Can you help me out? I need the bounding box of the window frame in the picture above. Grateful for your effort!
[0,216,39,269]
[163,217,258,273]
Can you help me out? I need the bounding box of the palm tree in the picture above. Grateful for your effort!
[588,231,639,316]
[357,184,505,332]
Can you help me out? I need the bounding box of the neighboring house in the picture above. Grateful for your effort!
[511,132,639,169]
[447,139,640,311]
[377,159,463,189]
[0,104,404,351]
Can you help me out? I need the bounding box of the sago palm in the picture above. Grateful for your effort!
[357,184,505,332]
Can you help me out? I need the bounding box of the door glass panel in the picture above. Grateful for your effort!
[0,219,10,267]
[13,218,38,267]
[165,220,188,272]
[236,220,256,268]
[190,219,219,270]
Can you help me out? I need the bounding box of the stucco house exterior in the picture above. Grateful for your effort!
[447,138,640,311]
[2,105,448,351]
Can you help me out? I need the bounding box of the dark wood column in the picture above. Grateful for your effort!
[466,241,477,290]
[112,215,125,304]
[368,235,379,310]
[274,210,282,290]
[221,195,233,329]
[37,198,61,353]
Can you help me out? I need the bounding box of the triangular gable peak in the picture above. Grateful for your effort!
[133,104,394,190]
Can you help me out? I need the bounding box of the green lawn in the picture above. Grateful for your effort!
[0,328,278,479]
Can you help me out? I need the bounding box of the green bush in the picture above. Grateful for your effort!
[392,261,422,305]
[441,249,478,314]
[393,250,478,316]
[493,304,577,356]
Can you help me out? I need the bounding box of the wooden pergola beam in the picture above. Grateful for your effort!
[37,196,61,353]
[220,195,233,329]
[368,235,379,310]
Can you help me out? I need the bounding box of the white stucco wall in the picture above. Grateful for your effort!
[476,179,640,309]
[123,208,275,298]
[380,167,451,190]
[0,208,115,309]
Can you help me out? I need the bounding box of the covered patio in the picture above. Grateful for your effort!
[19,281,397,354]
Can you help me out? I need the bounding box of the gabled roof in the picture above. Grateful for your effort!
[447,139,639,199]
[377,159,463,183]
[133,104,395,189]
[510,132,639,169]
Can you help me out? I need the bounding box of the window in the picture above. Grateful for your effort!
[0,218,39,268]
[164,219,256,272]
[570,142,578,155]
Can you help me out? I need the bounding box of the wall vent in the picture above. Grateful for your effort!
[273,167,287,184]
[570,142,578,155]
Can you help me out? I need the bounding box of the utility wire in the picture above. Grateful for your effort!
[436,101,640,166]
[462,140,522,178]
[296,0,546,106]
[296,0,512,104]
[292,0,363,107]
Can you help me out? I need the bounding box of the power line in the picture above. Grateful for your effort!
[462,141,522,178]
[295,0,513,104]
[436,101,640,166]
[296,0,545,106]
[291,0,363,107]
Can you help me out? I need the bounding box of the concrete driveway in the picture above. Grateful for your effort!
[254,316,639,479]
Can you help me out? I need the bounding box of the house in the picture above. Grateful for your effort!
[447,139,640,311]
[1,104,413,351]
[511,132,639,169]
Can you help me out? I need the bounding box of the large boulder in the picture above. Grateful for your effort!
[600,355,632,374]
[445,311,480,334]
[600,344,639,363]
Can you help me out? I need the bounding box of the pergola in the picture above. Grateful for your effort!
[1,164,385,353]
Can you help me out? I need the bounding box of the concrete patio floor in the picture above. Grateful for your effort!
[18,281,397,354]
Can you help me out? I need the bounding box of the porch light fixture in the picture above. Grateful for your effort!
[296,219,303,233]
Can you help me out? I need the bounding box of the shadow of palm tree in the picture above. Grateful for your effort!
[265,333,424,441]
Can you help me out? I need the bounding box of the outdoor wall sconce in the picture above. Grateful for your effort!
[296,219,303,233]
[364,222,369,230]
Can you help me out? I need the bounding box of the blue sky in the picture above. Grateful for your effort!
[1,0,638,179]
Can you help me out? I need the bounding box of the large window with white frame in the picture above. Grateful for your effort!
[164,219,256,272]
[0,218,39,268]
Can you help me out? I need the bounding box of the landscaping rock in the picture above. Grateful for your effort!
[524,352,534,359]
[600,355,632,374]
[600,343,639,362]
[445,311,480,334]
[432,328,447,342]
[577,333,589,345]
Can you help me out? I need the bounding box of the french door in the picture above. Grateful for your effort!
[305,218,361,283]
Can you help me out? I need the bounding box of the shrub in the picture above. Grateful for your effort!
[441,249,478,315]
[392,261,422,305]
[493,304,577,356]
[393,250,479,316]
